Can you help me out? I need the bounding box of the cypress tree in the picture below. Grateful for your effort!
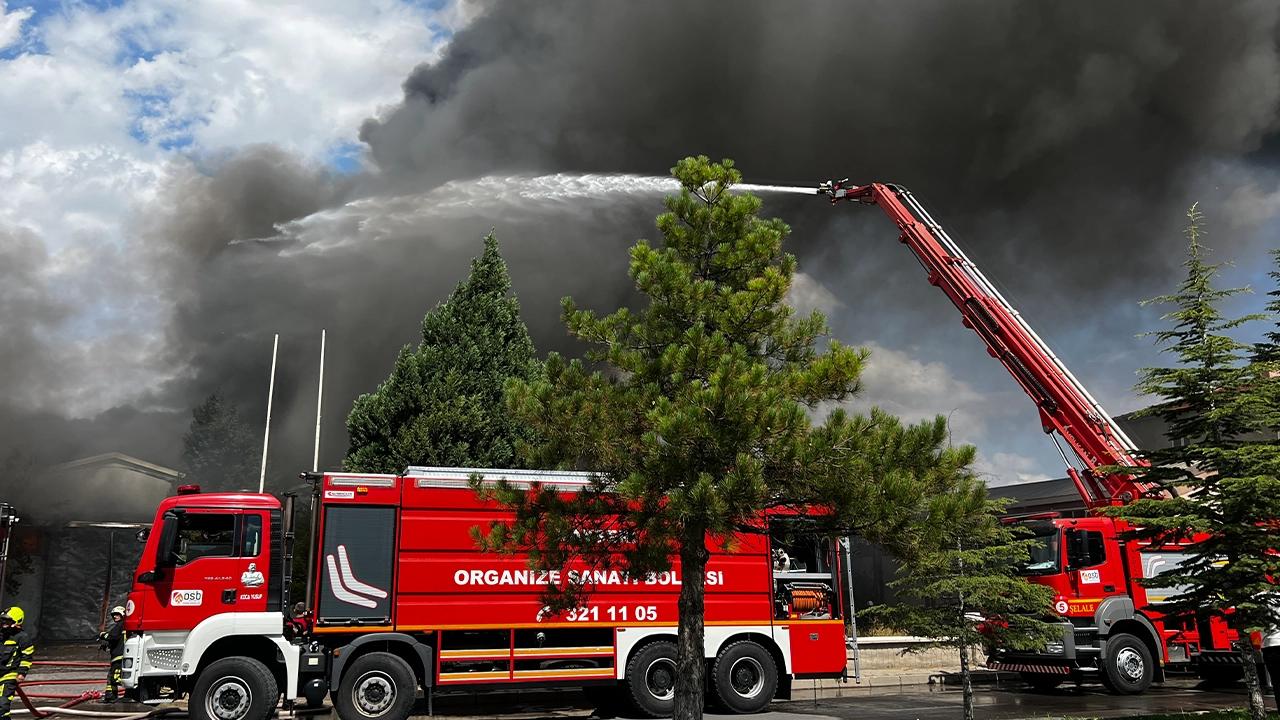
[345,232,540,473]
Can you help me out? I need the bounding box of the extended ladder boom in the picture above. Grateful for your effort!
[819,180,1159,508]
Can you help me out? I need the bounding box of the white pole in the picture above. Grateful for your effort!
[259,333,279,493]
[312,329,326,473]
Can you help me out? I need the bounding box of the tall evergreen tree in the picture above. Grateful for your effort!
[345,232,540,473]
[863,486,1057,720]
[182,391,258,492]
[1107,207,1279,720]
[1250,248,1280,714]
[479,157,986,720]
[1252,248,1280,366]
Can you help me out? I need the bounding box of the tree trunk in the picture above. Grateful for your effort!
[674,532,709,720]
[1236,638,1266,720]
[959,645,974,720]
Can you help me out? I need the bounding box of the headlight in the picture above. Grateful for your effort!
[123,658,133,668]
[1044,641,1065,655]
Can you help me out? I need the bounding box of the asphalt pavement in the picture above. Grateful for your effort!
[420,678,1277,720]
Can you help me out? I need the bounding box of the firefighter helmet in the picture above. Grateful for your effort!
[1,607,24,625]
[111,606,125,617]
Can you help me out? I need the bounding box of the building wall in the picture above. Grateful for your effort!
[37,527,142,641]
[3,454,176,641]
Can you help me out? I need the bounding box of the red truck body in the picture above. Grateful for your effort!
[122,467,847,720]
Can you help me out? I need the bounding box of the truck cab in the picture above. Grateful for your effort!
[122,486,299,718]
[989,514,1240,693]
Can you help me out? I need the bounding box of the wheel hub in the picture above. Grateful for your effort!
[353,672,395,717]
[729,657,765,698]
[645,658,676,702]
[207,679,251,720]
[1116,647,1144,681]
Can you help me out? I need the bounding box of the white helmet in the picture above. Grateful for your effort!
[111,606,125,616]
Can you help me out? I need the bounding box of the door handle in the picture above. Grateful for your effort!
[1103,585,1115,593]
[222,589,237,605]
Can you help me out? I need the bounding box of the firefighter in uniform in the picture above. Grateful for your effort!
[98,607,125,703]
[0,607,34,720]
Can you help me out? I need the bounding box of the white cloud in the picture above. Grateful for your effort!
[0,1,33,50]
[976,451,1053,488]
[849,341,990,441]
[0,0,460,416]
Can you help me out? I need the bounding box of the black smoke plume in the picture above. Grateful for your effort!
[4,1,1280,497]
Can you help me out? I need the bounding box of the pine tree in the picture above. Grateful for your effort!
[182,391,258,492]
[1106,207,1279,720]
[480,157,985,720]
[1252,248,1280,366]
[862,485,1057,720]
[345,232,541,473]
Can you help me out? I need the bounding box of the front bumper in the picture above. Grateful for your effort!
[121,636,142,689]
[987,620,1079,671]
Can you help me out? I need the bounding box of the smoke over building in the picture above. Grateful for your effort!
[2,1,1278,490]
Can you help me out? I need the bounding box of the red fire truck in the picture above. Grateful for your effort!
[120,467,848,720]
[819,180,1242,693]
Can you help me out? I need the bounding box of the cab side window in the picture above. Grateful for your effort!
[175,514,236,565]
[1067,529,1106,568]
[239,514,263,558]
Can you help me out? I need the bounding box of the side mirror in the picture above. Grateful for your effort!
[135,528,150,544]
[154,511,181,569]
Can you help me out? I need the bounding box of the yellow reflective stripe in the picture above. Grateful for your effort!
[20,648,33,654]
[0,673,18,681]
[111,656,123,662]
[2,640,14,645]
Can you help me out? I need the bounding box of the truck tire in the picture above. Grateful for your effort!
[712,640,777,714]
[334,652,416,720]
[1101,633,1153,694]
[1264,647,1280,710]
[1019,672,1065,692]
[190,656,279,720]
[625,641,678,718]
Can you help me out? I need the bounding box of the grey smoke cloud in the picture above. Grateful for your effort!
[4,1,1280,489]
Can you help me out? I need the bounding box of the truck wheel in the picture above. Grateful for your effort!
[1102,633,1153,694]
[712,641,777,713]
[1264,647,1280,710]
[1019,672,1064,692]
[334,652,416,720]
[191,656,278,720]
[625,641,678,718]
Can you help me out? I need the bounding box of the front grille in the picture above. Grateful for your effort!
[1074,629,1099,648]
[147,648,183,670]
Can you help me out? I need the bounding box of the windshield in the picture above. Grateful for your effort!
[1017,521,1061,576]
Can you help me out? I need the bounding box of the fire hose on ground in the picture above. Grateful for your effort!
[11,660,328,719]
[12,661,184,720]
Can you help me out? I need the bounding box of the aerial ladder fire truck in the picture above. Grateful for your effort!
[817,180,1244,693]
